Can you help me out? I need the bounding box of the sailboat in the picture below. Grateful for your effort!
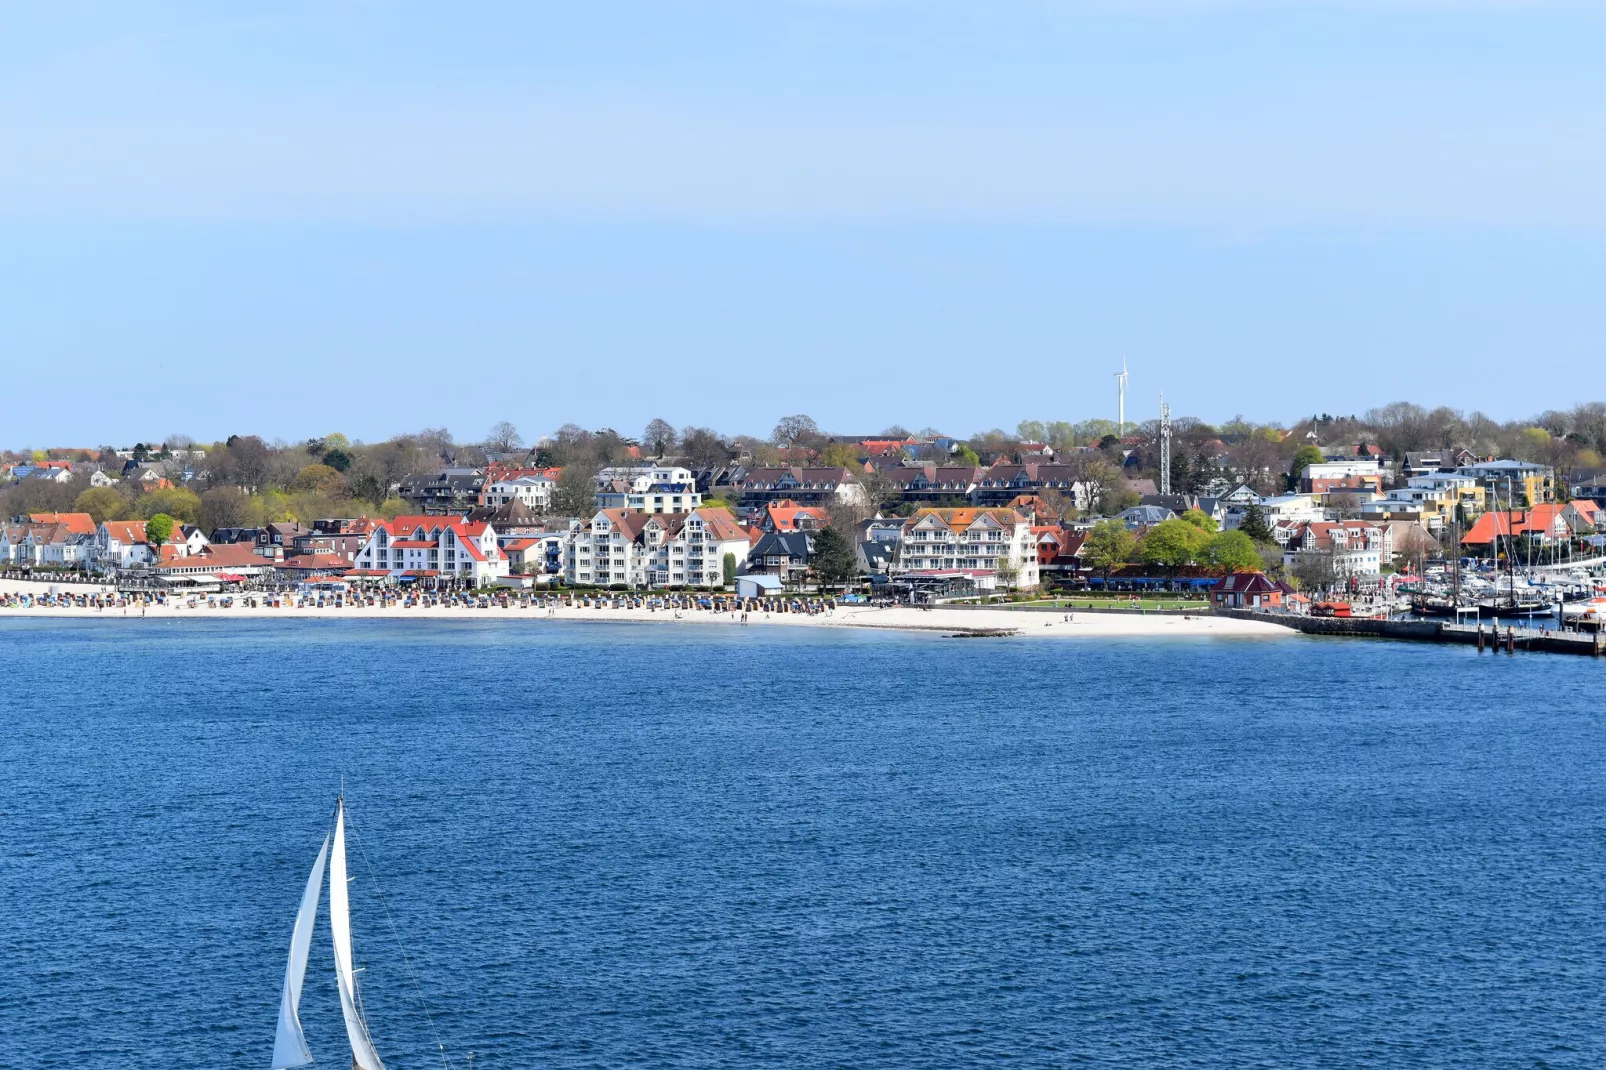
[272,797,390,1070]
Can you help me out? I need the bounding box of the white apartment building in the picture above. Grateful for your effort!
[478,474,554,513]
[896,508,1039,591]
[1281,520,1392,577]
[1257,495,1326,534]
[566,507,749,588]
[350,516,509,585]
[594,466,703,514]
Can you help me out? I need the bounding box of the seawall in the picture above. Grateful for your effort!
[1212,608,1606,657]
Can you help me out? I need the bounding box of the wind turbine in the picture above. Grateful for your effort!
[1114,359,1129,440]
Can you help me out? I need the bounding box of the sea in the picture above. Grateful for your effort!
[2,618,1604,1069]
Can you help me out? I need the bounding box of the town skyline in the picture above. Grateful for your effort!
[9,396,1606,462]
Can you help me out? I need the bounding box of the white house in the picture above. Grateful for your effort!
[478,474,554,513]
[95,520,174,569]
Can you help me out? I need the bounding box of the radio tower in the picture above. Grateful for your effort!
[1159,392,1173,496]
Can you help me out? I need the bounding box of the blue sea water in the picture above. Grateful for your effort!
[1,618,1604,1069]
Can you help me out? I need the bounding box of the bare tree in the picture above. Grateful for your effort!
[1291,550,1337,592]
[680,427,732,469]
[551,460,600,518]
[643,418,677,458]
[1393,525,1438,575]
[485,421,524,452]
[1328,491,1364,519]
[1065,453,1123,515]
[413,427,456,463]
[772,414,822,449]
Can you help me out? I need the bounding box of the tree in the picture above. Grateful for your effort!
[1393,525,1439,575]
[1081,519,1137,584]
[844,466,897,526]
[321,447,352,472]
[145,513,176,546]
[290,463,348,498]
[722,552,737,587]
[1180,508,1218,533]
[210,435,272,489]
[1066,454,1123,514]
[772,414,822,450]
[135,487,202,525]
[199,486,253,532]
[811,527,858,589]
[1239,502,1273,543]
[818,443,860,468]
[414,427,456,463]
[1139,518,1211,578]
[680,427,731,468]
[643,418,677,458]
[953,443,981,466]
[1329,491,1364,520]
[552,462,599,518]
[1288,445,1324,488]
[1206,529,1262,573]
[74,486,128,523]
[1036,487,1076,525]
[485,421,524,452]
[1291,550,1338,592]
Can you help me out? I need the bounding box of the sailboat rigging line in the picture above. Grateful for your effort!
[346,814,456,1070]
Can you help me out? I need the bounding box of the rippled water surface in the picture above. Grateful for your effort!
[2,618,1604,1068]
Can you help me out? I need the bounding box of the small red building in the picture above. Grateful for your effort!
[1210,572,1284,609]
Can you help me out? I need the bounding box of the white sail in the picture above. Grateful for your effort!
[331,801,387,1070]
[272,833,330,1070]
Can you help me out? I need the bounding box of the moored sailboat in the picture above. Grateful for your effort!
[272,798,390,1070]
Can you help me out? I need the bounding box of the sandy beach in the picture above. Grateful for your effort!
[0,579,1289,639]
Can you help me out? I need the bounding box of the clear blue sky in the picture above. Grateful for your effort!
[4,1,1605,448]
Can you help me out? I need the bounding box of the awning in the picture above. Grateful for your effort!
[216,573,245,582]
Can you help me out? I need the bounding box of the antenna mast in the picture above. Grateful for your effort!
[1115,358,1129,439]
[1159,393,1172,496]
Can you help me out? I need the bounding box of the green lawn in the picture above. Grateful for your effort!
[1008,597,1211,611]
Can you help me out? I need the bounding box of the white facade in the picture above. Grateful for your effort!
[1304,459,1385,483]
[351,516,509,584]
[645,511,749,588]
[595,466,702,514]
[479,475,554,512]
[565,508,748,588]
[896,509,1039,590]
[1282,521,1393,577]
[566,511,650,587]
[96,521,160,568]
[1258,494,1325,527]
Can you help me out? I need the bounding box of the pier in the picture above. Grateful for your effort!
[1217,608,1606,656]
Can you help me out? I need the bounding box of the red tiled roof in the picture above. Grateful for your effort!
[275,554,353,571]
[29,512,96,535]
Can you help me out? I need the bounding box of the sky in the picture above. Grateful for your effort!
[3,0,1606,448]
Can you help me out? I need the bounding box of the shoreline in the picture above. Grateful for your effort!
[0,581,1290,640]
